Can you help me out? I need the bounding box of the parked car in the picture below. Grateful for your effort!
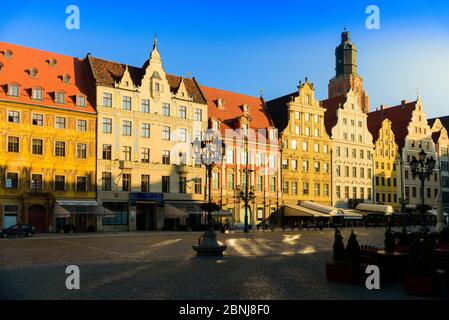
[0,224,35,238]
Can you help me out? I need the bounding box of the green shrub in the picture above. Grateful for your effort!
[346,230,361,267]
[332,228,345,263]
[384,227,396,252]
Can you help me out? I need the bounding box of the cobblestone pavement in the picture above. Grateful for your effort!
[0,228,436,300]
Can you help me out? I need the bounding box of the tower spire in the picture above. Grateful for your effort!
[153,33,158,49]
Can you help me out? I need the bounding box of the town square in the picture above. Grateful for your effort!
[1,0,449,305]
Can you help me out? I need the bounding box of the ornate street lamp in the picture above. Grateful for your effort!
[237,185,256,233]
[409,149,436,233]
[192,131,227,256]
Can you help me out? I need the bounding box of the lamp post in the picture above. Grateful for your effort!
[409,149,436,233]
[192,132,227,256]
[238,136,255,233]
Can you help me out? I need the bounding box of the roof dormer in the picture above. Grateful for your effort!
[3,49,13,59]
[216,98,225,110]
[241,104,249,114]
[29,68,38,79]
[48,58,58,67]
[62,74,71,84]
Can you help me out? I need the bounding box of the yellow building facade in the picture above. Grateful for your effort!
[267,79,332,206]
[370,118,401,211]
[0,42,96,232]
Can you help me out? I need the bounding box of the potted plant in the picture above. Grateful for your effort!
[437,227,449,250]
[326,229,362,285]
[384,227,396,253]
[405,235,440,296]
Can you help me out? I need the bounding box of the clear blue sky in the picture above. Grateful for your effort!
[2,0,449,118]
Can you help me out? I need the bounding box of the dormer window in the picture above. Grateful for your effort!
[62,74,71,84]
[55,92,65,104]
[242,104,249,113]
[8,84,19,97]
[32,88,43,101]
[212,120,220,131]
[49,58,57,67]
[4,49,13,59]
[76,95,86,107]
[217,98,225,109]
[29,68,38,78]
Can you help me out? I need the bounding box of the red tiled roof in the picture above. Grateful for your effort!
[0,42,95,114]
[200,86,272,135]
[88,56,207,104]
[367,101,417,150]
[321,95,347,136]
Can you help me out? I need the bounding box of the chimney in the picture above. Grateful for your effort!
[401,100,407,106]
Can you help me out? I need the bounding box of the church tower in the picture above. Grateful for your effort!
[328,29,370,113]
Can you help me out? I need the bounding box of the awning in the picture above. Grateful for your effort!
[300,201,343,216]
[212,210,233,217]
[53,203,71,218]
[284,205,330,218]
[356,203,394,215]
[164,204,189,218]
[341,210,364,220]
[55,200,115,217]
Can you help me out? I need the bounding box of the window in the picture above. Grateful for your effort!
[141,123,150,138]
[256,153,263,166]
[292,182,298,195]
[103,93,112,107]
[352,149,356,158]
[270,176,276,192]
[283,182,289,194]
[302,141,308,151]
[242,123,249,135]
[76,96,86,107]
[55,175,65,191]
[256,175,263,192]
[55,92,65,104]
[7,136,19,153]
[102,118,112,133]
[141,99,150,113]
[122,96,131,110]
[102,202,128,226]
[314,162,320,173]
[179,177,187,194]
[361,188,365,200]
[314,128,319,137]
[282,159,288,170]
[32,139,43,155]
[178,128,187,142]
[122,121,132,136]
[102,172,111,191]
[324,184,329,197]
[295,125,300,135]
[77,120,87,132]
[122,174,131,192]
[194,178,202,194]
[360,150,364,159]
[314,114,319,122]
[315,183,320,196]
[305,127,311,136]
[141,175,150,192]
[212,120,220,131]
[336,165,341,177]
[162,150,170,165]
[291,160,298,171]
[323,145,328,154]
[360,168,365,179]
[194,108,202,121]
[302,160,309,172]
[6,173,18,189]
[8,84,19,96]
[31,174,43,191]
[102,145,112,160]
[179,106,187,119]
[295,111,300,120]
[8,111,20,123]
[227,172,235,190]
[305,113,310,122]
[162,103,170,116]
[32,88,43,100]
[345,187,350,199]
[55,141,66,157]
[162,176,170,193]
[77,143,87,159]
[154,83,160,92]
[323,163,329,173]
[142,148,150,163]
[336,186,341,199]
[314,143,320,153]
[352,167,357,178]
[162,126,171,140]
[291,139,297,150]
[367,168,372,179]
[335,146,340,156]
[123,146,132,161]
[55,117,66,129]
[345,166,350,177]
[212,172,220,189]
[303,183,309,195]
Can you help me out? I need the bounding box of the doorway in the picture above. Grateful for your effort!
[27,205,47,232]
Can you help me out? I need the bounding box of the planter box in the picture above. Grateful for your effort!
[326,262,362,285]
[436,242,449,251]
[405,275,437,297]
